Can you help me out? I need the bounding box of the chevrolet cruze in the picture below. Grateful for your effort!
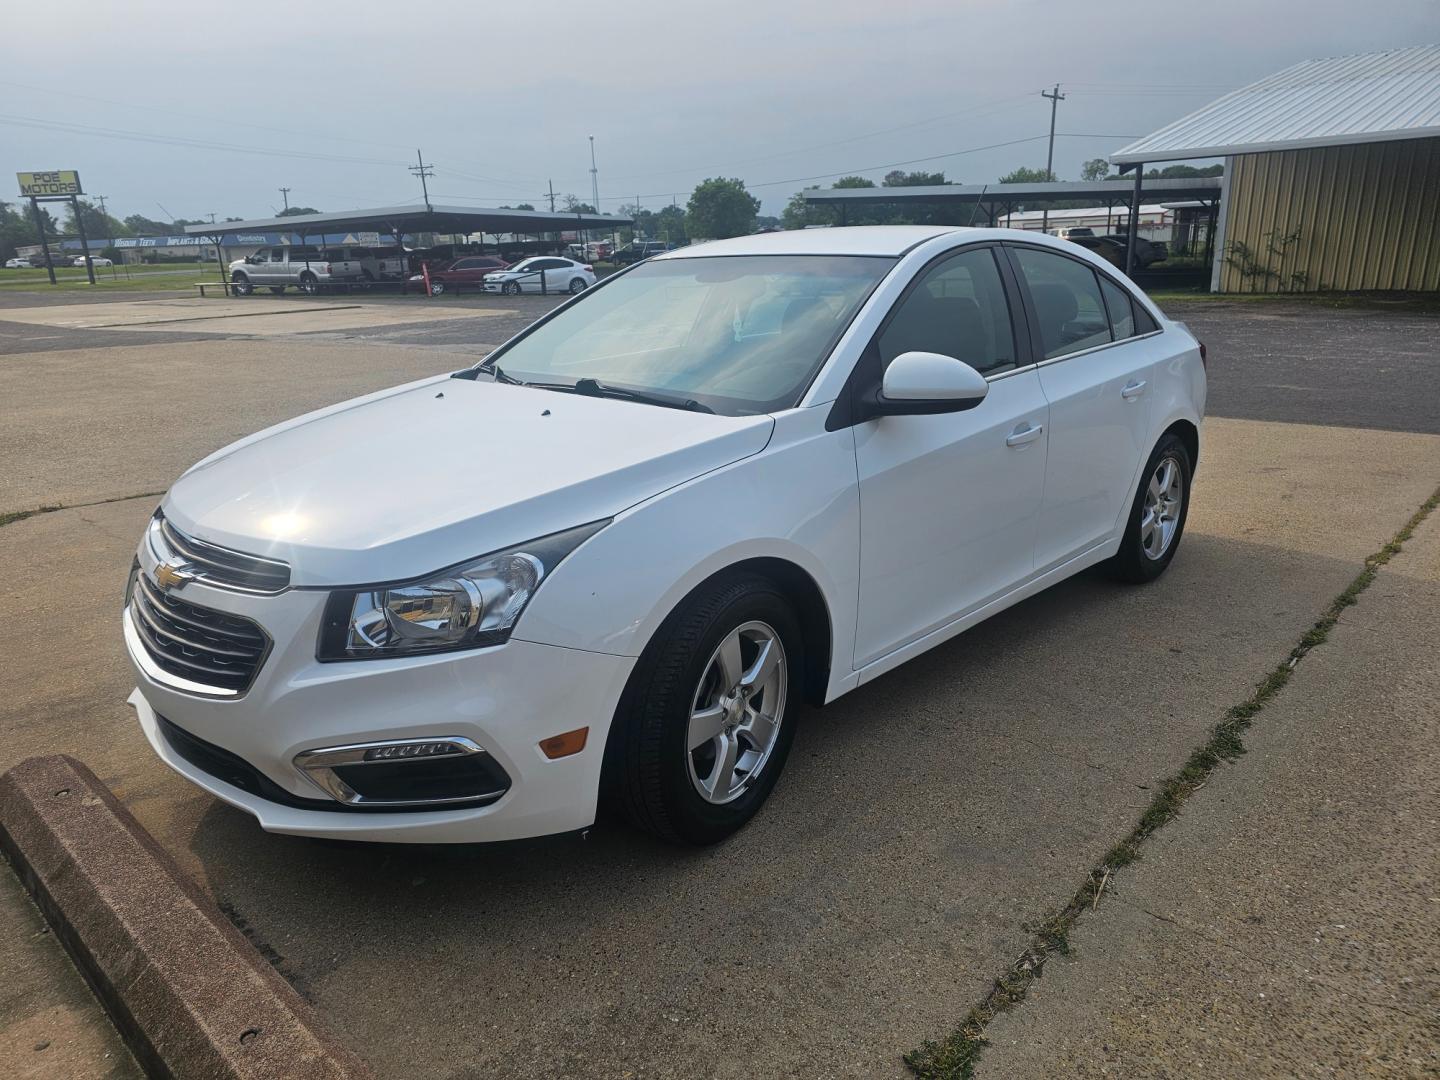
[124,226,1205,846]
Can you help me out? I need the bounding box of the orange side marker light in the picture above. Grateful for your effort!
[539,727,589,760]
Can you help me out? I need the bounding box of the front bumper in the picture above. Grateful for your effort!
[124,571,634,843]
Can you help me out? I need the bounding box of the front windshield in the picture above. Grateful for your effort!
[486,254,893,415]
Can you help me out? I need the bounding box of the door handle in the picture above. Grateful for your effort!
[1121,380,1148,399]
[1005,423,1044,448]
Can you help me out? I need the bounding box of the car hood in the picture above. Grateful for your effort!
[162,377,774,587]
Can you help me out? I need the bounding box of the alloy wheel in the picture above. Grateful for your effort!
[1141,454,1184,560]
[686,621,787,805]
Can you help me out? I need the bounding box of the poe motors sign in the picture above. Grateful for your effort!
[17,170,83,197]
[18,170,92,285]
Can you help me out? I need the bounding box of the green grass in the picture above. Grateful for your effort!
[904,484,1440,1080]
[0,266,220,293]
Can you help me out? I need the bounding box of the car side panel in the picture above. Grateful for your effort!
[514,406,862,703]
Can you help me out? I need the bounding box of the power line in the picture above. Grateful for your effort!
[604,90,1044,184]
[0,78,417,153]
[0,112,409,167]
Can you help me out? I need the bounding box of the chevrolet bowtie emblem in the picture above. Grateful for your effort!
[153,561,194,592]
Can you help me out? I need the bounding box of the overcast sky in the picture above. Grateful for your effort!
[3,0,1436,224]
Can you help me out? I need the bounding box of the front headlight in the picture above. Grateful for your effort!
[317,521,608,661]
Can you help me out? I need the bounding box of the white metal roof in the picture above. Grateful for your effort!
[660,225,964,258]
[1112,44,1440,164]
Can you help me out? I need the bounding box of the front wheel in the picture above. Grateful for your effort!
[1107,432,1192,583]
[502,280,521,296]
[429,280,446,296]
[610,574,802,845]
[568,277,588,295]
[230,272,253,296]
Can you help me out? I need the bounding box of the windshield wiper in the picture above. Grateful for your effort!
[568,377,715,413]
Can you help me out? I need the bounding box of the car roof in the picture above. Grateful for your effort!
[657,225,1127,261]
[659,225,965,259]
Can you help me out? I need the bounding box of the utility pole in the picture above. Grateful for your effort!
[547,179,556,213]
[1041,83,1065,231]
[278,187,291,211]
[409,150,435,212]
[207,212,217,224]
[588,135,599,212]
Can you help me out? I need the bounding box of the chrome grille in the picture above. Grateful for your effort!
[154,515,290,593]
[129,570,269,693]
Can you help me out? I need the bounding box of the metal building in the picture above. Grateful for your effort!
[1112,44,1440,293]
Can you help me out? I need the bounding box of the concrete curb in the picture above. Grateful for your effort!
[0,755,373,1080]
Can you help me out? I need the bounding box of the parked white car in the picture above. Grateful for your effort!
[125,226,1205,846]
[483,256,595,295]
[73,255,114,267]
[4,257,34,268]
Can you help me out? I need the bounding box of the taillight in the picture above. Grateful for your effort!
[326,263,333,273]
[583,264,593,272]
[1198,341,1207,369]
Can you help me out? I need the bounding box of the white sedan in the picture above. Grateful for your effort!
[123,226,1205,847]
[483,256,595,295]
[5,257,34,269]
[73,255,114,267]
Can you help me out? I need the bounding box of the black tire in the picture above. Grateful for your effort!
[362,269,375,283]
[429,280,446,296]
[568,277,588,295]
[1107,432,1192,583]
[230,272,253,296]
[611,573,803,845]
[503,280,521,296]
[298,272,319,295]
[267,286,285,295]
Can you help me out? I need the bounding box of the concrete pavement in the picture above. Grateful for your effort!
[2,297,1438,1077]
[975,496,1440,1078]
[3,418,1438,1078]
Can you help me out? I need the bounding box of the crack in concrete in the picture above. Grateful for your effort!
[903,485,1440,1080]
[1,491,164,529]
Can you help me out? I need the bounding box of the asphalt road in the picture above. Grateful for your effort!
[1,290,1438,1078]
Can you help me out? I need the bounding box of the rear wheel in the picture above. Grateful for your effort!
[1107,432,1192,583]
[611,574,802,845]
[230,272,253,296]
[568,277,588,295]
[298,272,319,296]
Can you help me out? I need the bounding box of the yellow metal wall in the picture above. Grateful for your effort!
[1219,137,1440,293]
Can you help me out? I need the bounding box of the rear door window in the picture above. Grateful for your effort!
[1097,274,1136,339]
[1010,247,1112,359]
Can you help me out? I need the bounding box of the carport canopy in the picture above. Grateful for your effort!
[184,203,630,245]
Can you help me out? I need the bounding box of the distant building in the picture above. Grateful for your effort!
[1112,44,1440,293]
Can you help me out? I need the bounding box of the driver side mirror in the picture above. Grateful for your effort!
[864,351,989,418]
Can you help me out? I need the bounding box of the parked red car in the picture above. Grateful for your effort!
[408,255,511,296]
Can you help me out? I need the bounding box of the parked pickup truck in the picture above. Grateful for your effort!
[228,246,363,294]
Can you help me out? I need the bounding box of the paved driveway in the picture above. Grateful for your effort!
[1,294,1437,1078]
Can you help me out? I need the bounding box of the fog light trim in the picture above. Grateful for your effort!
[293,737,508,807]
